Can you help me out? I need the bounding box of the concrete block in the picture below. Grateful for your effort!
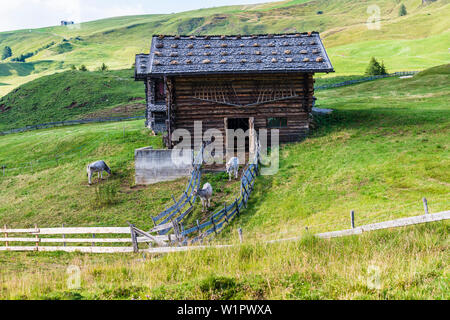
[135,147,193,185]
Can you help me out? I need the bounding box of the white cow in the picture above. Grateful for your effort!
[193,183,213,212]
[226,157,239,181]
[87,160,111,185]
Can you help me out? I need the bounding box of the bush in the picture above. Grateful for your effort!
[399,4,407,16]
[79,65,88,71]
[99,63,108,71]
[365,57,388,76]
[317,10,323,14]
[93,183,119,207]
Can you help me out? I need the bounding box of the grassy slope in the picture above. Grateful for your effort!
[224,64,449,241]
[0,119,241,229]
[0,0,449,96]
[0,65,448,230]
[0,69,144,131]
[0,65,448,299]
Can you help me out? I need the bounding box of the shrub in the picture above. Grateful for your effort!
[317,10,323,14]
[365,57,388,75]
[99,63,108,71]
[93,183,119,207]
[399,4,407,16]
[2,46,12,60]
[79,65,88,71]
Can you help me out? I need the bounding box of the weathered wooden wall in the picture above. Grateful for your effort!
[166,73,314,148]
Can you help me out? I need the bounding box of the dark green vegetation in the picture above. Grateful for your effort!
[0,69,144,131]
[1,46,12,60]
[365,57,388,76]
[399,3,408,16]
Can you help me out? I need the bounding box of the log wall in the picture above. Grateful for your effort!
[148,73,315,148]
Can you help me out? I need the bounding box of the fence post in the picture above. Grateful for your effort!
[172,219,180,244]
[129,224,139,253]
[196,219,201,238]
[235,199,240,216]
[34,224,39,250]
[224,202,228,223]
[423,197,429,214]
[211,216,217,234]
[62,224,66,247]
[350,210,355,229]
[92,234,95,247]
[2,165,5,176]
[238,228,243,243]
[4,224,8,248]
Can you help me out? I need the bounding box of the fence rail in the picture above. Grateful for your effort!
[0,115,145,136]
[0,225,170,253]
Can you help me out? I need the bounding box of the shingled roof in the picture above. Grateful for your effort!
[135,32,333,78]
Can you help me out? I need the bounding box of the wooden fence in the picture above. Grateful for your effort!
[0,224,174,253]
[1,210,447,254]
[150,135,261,245]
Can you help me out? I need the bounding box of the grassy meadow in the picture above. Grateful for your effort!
[0,222,448,299]
[0,69,145,131]
[0,64,448,299]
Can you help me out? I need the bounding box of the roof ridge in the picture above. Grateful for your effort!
[150,32,321,38]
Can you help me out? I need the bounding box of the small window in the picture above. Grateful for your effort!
[154,80,165,102]
[267,117,287,128]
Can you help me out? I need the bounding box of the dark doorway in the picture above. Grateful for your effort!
[227,118,249,131]
[226,118,250,160]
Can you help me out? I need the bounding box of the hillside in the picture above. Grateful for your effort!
[0,69,145,131]
[0,64,448,232]
[0,0,449,96]
[0,64,448,299]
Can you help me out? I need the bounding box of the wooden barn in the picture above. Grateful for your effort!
[135,33,333,150]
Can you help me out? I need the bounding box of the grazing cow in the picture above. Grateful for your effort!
[87,160,111,185]
[193,183,213,212]
[226,157,239,181]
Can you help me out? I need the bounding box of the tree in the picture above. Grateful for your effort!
[2,46,12,60]
[365,57,388,76]
[99,63,108,71]
[79,64,88,71]
[380,61,387,75]
[70,65,77,71]
[399,4,407,16]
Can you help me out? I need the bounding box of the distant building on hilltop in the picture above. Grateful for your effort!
[61,21,75,26]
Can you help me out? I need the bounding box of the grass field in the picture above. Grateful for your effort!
[0,69,144,131]
[0,222,448,299]
[0,0,449,96]
[0,64,448,299]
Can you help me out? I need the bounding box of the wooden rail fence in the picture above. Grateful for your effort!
[1,210,447,254]
[0,224,179,253]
